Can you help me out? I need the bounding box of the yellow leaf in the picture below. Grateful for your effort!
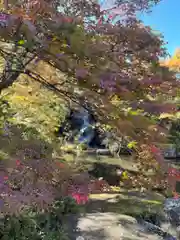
[129,110,138,116]
[127,141,137,149]
[52,36,58,41]
[128,109,143,116]
[14,96,27,101]
[18,40,25,45]
[61,43,68,48]
[141,199,162,205]
[159,113,174,119]
[122,171,128,180]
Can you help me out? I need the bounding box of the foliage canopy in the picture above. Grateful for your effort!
[0,0,179,214]
[0,0,178,144]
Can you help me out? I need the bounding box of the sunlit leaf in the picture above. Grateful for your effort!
[18,40,25,45]
[127,141,137,149]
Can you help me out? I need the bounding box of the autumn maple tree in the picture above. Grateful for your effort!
[0,0,179,214]
[0,0,178,137]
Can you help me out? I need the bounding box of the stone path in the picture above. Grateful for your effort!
[75,212,164,240]
[65,193,176,240]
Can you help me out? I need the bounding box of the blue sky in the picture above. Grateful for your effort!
[140,0,180,56]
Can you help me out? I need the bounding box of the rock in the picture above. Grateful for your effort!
[168,207,180,226]
[164,198,180,211]
[75,212,166,240]
[163,198,180,237]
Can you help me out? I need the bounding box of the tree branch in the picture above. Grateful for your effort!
[2,69,88,109]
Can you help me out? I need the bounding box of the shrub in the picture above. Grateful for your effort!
[0,156,88,239]
[0,197,79,240]
[0,156,90,215]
